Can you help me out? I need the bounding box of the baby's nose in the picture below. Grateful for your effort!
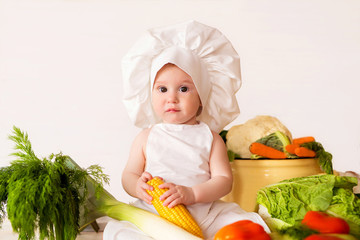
[167,92,178,103]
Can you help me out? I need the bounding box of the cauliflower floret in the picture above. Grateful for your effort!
[226,115,292,158]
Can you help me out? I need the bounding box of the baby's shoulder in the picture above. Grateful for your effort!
[210,129,226,145]
[138,127,152,139]
[132,127,152,145]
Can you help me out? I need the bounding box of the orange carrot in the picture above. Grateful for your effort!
[250,142,287,159]
[285,143,300,155]
[293,136,315,145]
[295,147,316,158]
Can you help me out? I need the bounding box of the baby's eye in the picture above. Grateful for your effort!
[159,86,167,93]
[179,86,188,92]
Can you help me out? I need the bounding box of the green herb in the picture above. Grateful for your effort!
[0,126,108,240]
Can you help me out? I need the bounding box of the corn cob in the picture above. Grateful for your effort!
[146,177,204,238]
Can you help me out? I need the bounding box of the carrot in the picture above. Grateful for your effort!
[295,147,316,158]
[285,143,300,155]
[293,136,315,145]
[249,142,287,159]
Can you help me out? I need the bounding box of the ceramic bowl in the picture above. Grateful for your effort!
[221,158,323,212]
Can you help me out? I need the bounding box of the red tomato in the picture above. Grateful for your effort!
[214,220,271,240]
[302,211,350,234]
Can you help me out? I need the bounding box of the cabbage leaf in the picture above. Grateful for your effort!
[251,131,292,159]
[255,131,291,152]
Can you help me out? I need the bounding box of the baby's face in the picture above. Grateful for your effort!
[152,64,201,125]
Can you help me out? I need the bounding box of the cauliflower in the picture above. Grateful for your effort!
[226,115,292,158]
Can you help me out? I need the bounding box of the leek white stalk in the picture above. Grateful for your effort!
[66,158,203,240]
[100,199,203,240]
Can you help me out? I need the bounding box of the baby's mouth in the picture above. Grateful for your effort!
[166,108,179,113]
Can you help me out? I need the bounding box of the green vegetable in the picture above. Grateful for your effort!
[251,131,292,159]
[0,126,108,240]
[257,174,360,238]
[219,130,228,144]
[227,150,241,162]
[326,188,360,238]
[301,141,333,174]
[0,127,202,240]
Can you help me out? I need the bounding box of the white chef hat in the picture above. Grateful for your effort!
[122,20,241,132]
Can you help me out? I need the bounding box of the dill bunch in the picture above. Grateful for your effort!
[0,126,109,240]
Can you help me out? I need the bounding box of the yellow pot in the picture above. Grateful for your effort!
[222,158,323,212]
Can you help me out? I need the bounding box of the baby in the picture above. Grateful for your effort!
[122,62,234,208]
[103,20,269,240]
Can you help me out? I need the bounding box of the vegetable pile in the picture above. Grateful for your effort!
[221,115,359,239]
[225,115,293,159]
[256,174,360,239]
[222,115,333,175]
[0,127,202,240]
[250,132,333,175]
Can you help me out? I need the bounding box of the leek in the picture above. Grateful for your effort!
[99,200,203,240]
[69,158,203,240]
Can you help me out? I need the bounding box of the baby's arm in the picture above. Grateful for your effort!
[122,128,154,204]
[160,131,232,208]
[193,131,233,201]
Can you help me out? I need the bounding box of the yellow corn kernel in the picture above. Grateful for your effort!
[146,177,204,238]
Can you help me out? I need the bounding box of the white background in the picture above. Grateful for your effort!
[1,0,359,203]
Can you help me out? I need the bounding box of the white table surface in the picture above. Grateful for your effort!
[0,217,110,240]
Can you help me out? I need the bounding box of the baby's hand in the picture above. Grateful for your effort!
[136,172,154,205]
[159,182,195,208]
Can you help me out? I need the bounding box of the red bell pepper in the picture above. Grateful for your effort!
[214,220,270,240]
[301,211,350,234]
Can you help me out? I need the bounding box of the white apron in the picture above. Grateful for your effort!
[103,122,269,240]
